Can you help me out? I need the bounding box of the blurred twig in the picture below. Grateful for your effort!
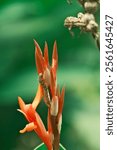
[64,0,100,50]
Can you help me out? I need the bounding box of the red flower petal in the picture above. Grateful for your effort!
[52,41,58,76]
[34,40,46,74]
[44,41,49,67]
[57,87,65,121]
[32,84,43,109]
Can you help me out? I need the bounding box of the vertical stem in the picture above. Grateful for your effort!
[51,116,60,150]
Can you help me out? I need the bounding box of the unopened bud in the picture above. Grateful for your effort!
[57,115,62,134]
[50,96,58,116]
[43,68,51,86]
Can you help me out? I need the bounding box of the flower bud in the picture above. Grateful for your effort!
[43,68,51,86]
[50,96,58,116]
[57,115,62,134]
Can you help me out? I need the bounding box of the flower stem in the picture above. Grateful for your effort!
[51,116,60,150]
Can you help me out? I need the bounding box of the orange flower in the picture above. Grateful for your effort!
[34,40,65,148]
[18,84,52,150]
[18,40,65,150]
[34,40,58,85]
[34,40,65,129]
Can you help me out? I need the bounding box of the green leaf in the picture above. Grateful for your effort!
[34,143,66,150]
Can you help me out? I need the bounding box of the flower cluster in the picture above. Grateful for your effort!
[18,40,65,150]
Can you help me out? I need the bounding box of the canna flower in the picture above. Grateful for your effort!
[18,84,52,150]
[18,40,65,150]
[34,40,65,150]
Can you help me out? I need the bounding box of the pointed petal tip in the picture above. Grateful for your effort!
[44,42,49,67]
[54,40,57,45]
[53,40,57,53]
[33,39,38,46]
[18,96,21,99]
[33,38,36,42]
[34,40,39,49]
[62,86,65,92]
[34,40,42,55]
[19,128,26,134]
[44,41,47,45]
[20,122,37,134]
[44,41,48,53]
[52,41,58,71]
[17,108,21,112]
[54,40,57,51]
[61,86,65,98]
[18,96,26,111]
[18,96,23,104]
[35,46,44,74]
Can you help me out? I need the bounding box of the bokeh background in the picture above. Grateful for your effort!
[0,0,100,150]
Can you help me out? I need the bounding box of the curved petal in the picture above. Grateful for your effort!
[20,122,37,133]
[34,40,46,74]
[35,48,44,74]
[17,109,28,119]
[18,97,26,112]
[34,40,42,56]
[32,84,43,109]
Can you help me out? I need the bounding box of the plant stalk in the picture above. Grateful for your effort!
[51,116,60,150]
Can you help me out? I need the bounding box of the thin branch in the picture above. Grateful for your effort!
[64,0,100,51]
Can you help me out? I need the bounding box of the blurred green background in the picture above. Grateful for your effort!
[0,0,100,150]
